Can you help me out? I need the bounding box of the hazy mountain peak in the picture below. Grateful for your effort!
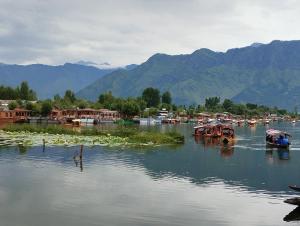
[250,42,264,48]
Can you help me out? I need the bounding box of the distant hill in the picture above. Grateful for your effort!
[77,40,300,110]
[0,63,129,99]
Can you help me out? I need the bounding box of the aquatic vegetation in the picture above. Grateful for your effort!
[0,124,184,147]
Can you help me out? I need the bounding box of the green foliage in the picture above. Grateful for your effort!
[222,99,233,111]
[2,124,184,146]
[64,90,76,103]
[162,91,172,104]
[41,100,52,116]
[121,100,140,119]
[205,97,220,111]
[8,101,17,110]
[142,87,160,107]
[0,81,36,100]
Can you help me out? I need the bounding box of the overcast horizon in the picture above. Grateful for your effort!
[1,0,300,67]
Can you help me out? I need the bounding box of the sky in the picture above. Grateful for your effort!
[0,0,300,67]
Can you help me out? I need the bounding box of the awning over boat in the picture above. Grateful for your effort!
[266,129,290,136]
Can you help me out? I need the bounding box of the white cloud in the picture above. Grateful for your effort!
[0,0,300,66]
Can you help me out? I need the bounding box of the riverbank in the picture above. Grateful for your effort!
[0,124,184,147]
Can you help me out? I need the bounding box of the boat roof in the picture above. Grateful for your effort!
[266,129,290,136]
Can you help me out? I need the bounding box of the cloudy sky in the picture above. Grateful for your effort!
[0,0,300,66]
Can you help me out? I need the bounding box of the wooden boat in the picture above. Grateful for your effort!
[221,125,235,144]
[237,120,244,126]
[247,119,257,126]
[72,119,81,127]
[266,129,291,148]
[193,124,223,138]
[193,125,205,136]
[289,185,300,192]
[284,197,300,206]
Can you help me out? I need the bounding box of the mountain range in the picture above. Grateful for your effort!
[0,63,137,99]
[77,40,300,110]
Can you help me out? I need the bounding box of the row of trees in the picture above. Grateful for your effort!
[203,97,288,117]
[0,82,37,100]
[3,83,290,118]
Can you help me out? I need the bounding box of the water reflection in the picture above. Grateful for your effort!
[194,136,235,158]
[73,145,84,172]
[220,145,234,158]
[1,123,300,226]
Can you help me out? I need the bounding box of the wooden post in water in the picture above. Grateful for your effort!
[80,144,83,172]
[42,139,46,152]
[80,145,83,160]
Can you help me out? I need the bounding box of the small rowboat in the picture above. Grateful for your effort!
[284,198,300,206]
[266,129,291,148]
[289,185,300,192]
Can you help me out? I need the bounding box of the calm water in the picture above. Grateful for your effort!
[1,122,300,226]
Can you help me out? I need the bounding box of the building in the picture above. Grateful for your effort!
[0,108,31,123]
[50,108,120,123]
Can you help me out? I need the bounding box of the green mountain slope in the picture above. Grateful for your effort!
[77,40,300,110]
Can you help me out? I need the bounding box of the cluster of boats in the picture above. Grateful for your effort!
[193,124,291,149]
[193,124,235,144]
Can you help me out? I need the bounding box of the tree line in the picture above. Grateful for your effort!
[2,83,291,118]
[0,82,37,101]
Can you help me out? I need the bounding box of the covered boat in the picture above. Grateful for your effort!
[193,124,222,138]
[221,125,235,144]
[266,129,291,148]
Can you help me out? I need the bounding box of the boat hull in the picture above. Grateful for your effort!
[266,142,289,149]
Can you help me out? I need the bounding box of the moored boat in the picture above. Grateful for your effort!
[247,119,257,126]
[221,125,235,144]
[266,129,291,148]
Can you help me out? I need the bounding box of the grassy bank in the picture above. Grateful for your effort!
[0,124,184,147]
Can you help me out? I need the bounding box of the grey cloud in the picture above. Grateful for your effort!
[0,0,299,66]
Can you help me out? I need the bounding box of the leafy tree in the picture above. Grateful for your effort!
[77,100,88,109]
[222,99,233,111]
[8,101,18,110]
[205,97,220,110]
[53,94,61,101]
[142,87,160,107]
[19,81,30,100]
[121,100,140,118]
[64,90,76,103]
[162,91,172,104]
[98,91,115,108]
[246,103,257,110]
[41,100,52,117]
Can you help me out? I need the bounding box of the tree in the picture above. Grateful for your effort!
[8,101,17,110]
[77,100,88,109]
[121,100,140,118]
[19,81,30,100]
[41,100,52,117]
[142,87,160,107]
[98,91,115,109]
[162,91,172,104]
[205,97,220,110]
[222,99,233,111]
[64,90,76,103]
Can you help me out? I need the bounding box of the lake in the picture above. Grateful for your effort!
[0,122,300,225]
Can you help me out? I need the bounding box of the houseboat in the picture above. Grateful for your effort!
[0,108,31,123]
[266,129,291,148]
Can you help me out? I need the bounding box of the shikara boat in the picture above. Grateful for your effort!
[266,129,291,148]
[193,125,205,136]
[289,185,300,192]
[193,124,222,138]
[247,119,257,126]
[221,125,235,144]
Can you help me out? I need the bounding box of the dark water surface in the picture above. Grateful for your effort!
[1,122,300,226]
